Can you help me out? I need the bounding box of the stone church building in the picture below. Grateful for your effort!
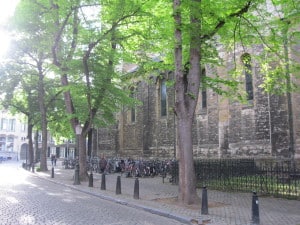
[96,46,300,160]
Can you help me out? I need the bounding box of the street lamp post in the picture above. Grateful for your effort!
[74,125,82,185]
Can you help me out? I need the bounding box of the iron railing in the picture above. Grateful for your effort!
[171,158,300,200]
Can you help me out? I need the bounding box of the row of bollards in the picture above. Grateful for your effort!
[51,165,139,199]
[50,163,80,184]
[22,163,35,173]
[66,166,139,199]
[51,167,259,224]
[108,175,139,199]
[199,187,260,225]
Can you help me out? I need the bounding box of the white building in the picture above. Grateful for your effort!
[0,110,78,162]
[0,110,28,161]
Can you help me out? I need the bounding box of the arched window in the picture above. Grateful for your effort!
[160,80,167,117]
[241,53,254,100]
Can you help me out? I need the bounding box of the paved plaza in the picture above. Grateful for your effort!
[1,160,300,225]
[33,160,300,225]
[0,161,185,225]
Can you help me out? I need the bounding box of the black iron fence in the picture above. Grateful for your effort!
[171,158,300,200]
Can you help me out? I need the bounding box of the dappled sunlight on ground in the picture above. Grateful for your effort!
[5,195,19,204]
[18,214,36,225]
[0,162,30,186]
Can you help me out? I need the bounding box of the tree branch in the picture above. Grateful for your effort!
[201,1,252,41]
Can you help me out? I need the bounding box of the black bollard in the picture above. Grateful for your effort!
[162,171,166,183]
[116,176,121,195]
[32,164,35,173]
[133,178,139,199]
[51,167,54,178]
[88,171,93,187]
[101,173,106,190]
[251,191,260,225]
[201,186,208,215]
[73,163,80,185]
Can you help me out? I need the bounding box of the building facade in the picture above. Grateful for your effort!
[0,110,77,162]
[0,110,28,161]
[95,48,300,160]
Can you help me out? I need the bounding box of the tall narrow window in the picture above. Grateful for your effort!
[131,106,136,123]
[50,136,55,143]
[201,68,207,108]
[160,80,167,116]
[130,88,136,123]
[1,118,7,130]
[21,123,26,132]
[242,53,254,100]
[8,119,15,131]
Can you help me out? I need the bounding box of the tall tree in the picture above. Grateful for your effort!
[171,0,258,205]
[6,1,63,171]
[10,0,149,179]
[5,0,299,204]
[0,62,39,169]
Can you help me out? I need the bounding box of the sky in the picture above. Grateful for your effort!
[0,0,20,59]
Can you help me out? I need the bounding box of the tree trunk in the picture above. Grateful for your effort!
[51,3,88,179]
[27,123,34,167]
[78,133,88,180]
[34,130,39,163]
[173,0,201,205]
[87,128,93,158]
[177,118,198,204]
[38,62,48,171]
[173,0,253,204]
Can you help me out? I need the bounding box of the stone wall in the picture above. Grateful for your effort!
[291,43,300,159]
[95,54,298,160]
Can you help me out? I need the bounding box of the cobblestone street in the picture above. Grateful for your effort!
[0,162,186,225]
[1,160,300,225]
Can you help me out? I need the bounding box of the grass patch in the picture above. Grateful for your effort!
[196,175,300,200]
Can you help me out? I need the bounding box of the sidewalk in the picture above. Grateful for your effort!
[33,162,300,225]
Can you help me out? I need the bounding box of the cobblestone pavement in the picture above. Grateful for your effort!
[4,160,300,225]
[0,161,188,225]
